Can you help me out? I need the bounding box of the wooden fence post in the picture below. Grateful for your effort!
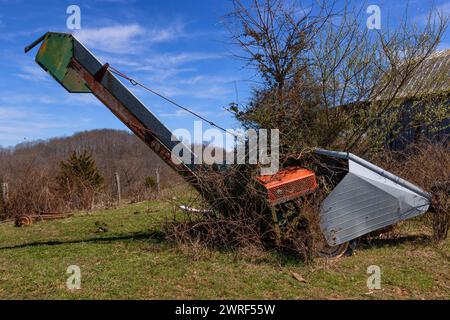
[1,182,8,206]
[114,172,121,203]
[155,167,161,194]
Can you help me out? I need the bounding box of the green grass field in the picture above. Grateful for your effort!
[0,197,448,299]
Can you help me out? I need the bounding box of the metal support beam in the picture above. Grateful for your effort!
[68,58,199,186]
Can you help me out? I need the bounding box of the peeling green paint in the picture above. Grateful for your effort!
[35,32,91,93]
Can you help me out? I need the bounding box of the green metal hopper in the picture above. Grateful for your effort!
[26,32,91,93]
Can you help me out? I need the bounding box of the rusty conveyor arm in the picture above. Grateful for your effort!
[25,32,199,185]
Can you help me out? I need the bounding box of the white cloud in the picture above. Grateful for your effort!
[0,106,87,146]
[0,92,101,107]
[75,24,145,53]
[159,109,211,118]
[15,64,49,82]
[101,51,223,77]
[144,52,222,67]
[0,93,56,105]
[148,23,185,42]
[136,52,223,82]
[0,27,50,41]
[0,107,27,119]
[97,55,142,68]
[177,75,238,85]
[64,94,101,106]
[0,107,53,142]
[74,22,185,54]
[98,50,230,91]
[192,85,232,99]
[150,81,232,100]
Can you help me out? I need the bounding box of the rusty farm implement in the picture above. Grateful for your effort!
[24,32,433,258]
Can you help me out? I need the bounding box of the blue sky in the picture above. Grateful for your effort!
[0,0,449,147]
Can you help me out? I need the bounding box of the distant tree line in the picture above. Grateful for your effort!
[0,129,182,217]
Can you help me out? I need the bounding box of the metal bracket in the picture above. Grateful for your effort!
[94,63,110,82]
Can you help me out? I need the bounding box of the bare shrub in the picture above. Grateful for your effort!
[164,166,273,249]
[5,169,65,218]
[234,244,274,264]
[177,238,213,261]
[164,163,328,261]
[431,181,449,242]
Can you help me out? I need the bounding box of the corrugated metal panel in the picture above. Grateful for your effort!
[316,149,431,246]
[372,49,450,100]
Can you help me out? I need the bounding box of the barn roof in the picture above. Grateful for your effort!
[372,49,450,101]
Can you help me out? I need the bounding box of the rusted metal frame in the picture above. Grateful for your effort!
[68,58,199,185]
[72,39,191,158]
[24,32,48,53]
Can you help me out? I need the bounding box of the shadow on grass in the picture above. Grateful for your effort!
[354,234,450,260]
[265,234,434,265]
[356,234,431,250]
[0,230,166,251]
[2,229,440,265]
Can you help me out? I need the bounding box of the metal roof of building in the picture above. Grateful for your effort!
[372,49,450,100]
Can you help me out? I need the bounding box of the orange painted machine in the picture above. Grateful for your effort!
[255,167,318,206]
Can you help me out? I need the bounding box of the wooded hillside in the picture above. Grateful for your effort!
[0,129,183,216]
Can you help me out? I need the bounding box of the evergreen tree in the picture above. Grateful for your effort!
[57,151,104,209]
[57,151,103,189]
